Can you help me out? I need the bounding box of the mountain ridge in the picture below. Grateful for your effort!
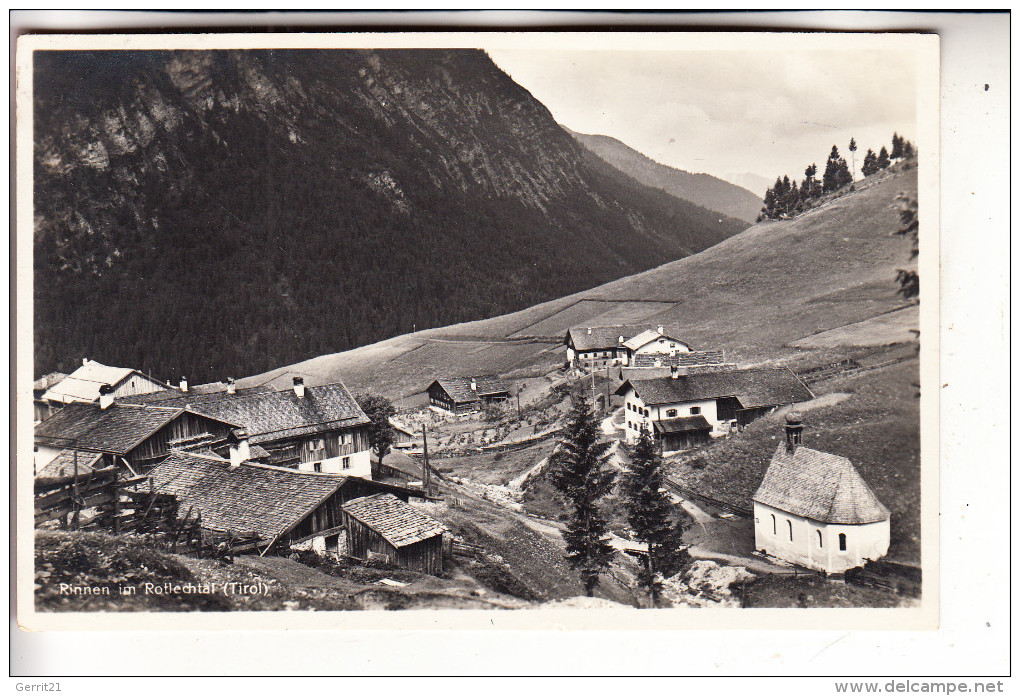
[33,49,745,381]
[565,128,763,223]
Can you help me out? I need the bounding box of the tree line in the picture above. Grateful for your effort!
[757,132,916,222]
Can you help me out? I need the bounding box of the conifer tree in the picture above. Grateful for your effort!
[903,140,915,158]
[861,148,878,177]
[891,132,904,159]
[551,391,618,597]
[848,138,858,182]
[822,145,842,192]
[622,430,679,607]
[878,146,891,169]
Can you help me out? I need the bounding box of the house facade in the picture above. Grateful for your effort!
[120,377,373,478]
[615,366,814,451]
[751,416,890,574]
[426,377,510,413]
[565,324,727,372]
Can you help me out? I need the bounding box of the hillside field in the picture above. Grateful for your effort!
[243,161,919,400]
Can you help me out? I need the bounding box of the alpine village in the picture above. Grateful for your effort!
[32,50,921,611]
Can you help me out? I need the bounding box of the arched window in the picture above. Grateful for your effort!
[787,519,794,542]
[839,533,847,551]
[771,514,776,535]
[817,530,823,548]
[666,409,678,418]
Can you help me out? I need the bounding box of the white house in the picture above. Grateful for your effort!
[615,366,814,448]
[751,415,890,574]
[621,327,692,364]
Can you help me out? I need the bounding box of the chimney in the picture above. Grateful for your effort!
[587,327,592,335]
[618,335,625,344]
[98,383,114,410]
[227,428,251,469]
[293,376,305,398]
[82,357,90,367]
[470,378,477,392]
[226,377,236,394]
[657,325,664,335]
[179,376,188,393]
[784,413,804,453]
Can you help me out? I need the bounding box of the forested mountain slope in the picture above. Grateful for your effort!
[34,49,745,381]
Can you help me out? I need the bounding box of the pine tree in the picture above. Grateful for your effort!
[878,146,891,169]
[848,138,858,183]
[903,140,915,158]
[891,132,904,159]
[551,390,618,597]
[861,148,878,177]
[622,430,679,607]
[822,145,842,192]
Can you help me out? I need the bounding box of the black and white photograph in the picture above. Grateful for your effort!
[16,29,943,626]
[21,24,1001,686]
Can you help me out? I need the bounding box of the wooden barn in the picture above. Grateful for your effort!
[34,394,240,474]
[652,415,713,453]
[426,376,510,413]
[149,452,425,557]
[342,493,447,575]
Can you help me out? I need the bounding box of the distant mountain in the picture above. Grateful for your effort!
[33,49,747,382]
[723,172,772,198]
[566,129,762,223]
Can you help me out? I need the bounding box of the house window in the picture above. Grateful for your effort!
[690,406,701,415]
[342,456,351,470]
[817,530,823,548]
[787,519,794,542]
[666,409,678,418]
[313,462,322,473]
[839,533,847,551]
[771,514,776,534]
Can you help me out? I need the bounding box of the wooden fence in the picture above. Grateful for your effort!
[35,471,261,559]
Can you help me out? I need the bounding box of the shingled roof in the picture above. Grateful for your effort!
[118,384,274,405]
[120,382,370,444]
[622,328,688,352]
[342,493,447,547]
[652,415,712,434]
[35,449,105,480]
[567,324,661,353]
[428,377,510,404]
[149,452,349,540]
[33,402,214,455]
[616,367,813,408]
[41,360,165,404]
[752,444,890,525]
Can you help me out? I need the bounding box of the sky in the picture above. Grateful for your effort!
[486,49,917,194]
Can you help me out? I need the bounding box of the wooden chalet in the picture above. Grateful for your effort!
[149,452,430,558]
[426,376,510,413]
[34,396,240,474]
[389,417,418,449]
[120,377,373,477]
[342,493,447,575]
